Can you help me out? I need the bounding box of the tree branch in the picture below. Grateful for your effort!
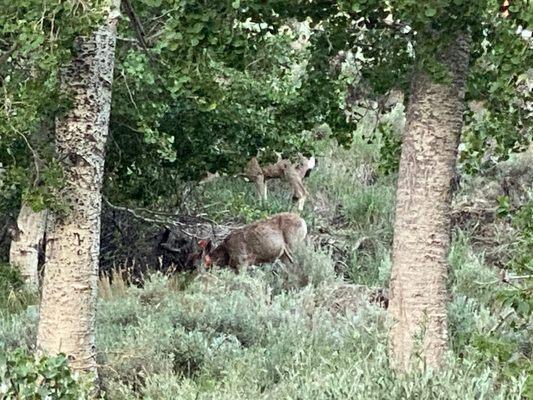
[0,43,17,65]
[10,124,42,186]
[102,197,207,238]
[121,0,150,52]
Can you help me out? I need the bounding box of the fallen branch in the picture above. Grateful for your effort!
[102,197,197,238]
[489,309,514,334]
[504,274,533,281]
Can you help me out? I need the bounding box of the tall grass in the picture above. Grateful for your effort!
[1,125,531,398]
[93,258,530,399]
[1,240,529,399]
[0,263,37,316]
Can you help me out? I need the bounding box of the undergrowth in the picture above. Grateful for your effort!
[0,263,37,317]
[0,239,530,399]
[1,126,531,398]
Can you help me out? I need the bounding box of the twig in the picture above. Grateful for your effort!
[10,124,41,186]
[473,279,500,286]
[246,57,264,70]
[504,274,533,281]
[0,43,17,65]
[121,0,148,49]
[489,309,514,334]
[121,0,158,68]
[116,36,138,43]
[102,197,200,238]
[335,259,350,271]
[120,71,139,113]
[132,205,180,218]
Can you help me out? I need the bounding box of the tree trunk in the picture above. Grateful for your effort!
[36,0,120,376]
[388,33,471,371]
[9,204,48,289]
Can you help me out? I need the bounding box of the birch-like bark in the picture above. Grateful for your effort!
[36,0,120,375]
[9,204,48,289]
[388,33,471,371]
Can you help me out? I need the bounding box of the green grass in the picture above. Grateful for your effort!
[1,128,531,398]
[97,268,525,400]
[192,177,294,223]
[0,263,37,317]
[1,240,530,399]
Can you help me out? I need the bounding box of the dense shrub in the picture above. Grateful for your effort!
[1,136,531,399]
[0,349,91,399]
[93,267,527,399]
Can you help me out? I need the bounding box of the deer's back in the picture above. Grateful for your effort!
[222,213,306,266]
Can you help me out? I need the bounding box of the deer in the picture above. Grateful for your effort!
[193,212,307,272]
[246,155,316,211]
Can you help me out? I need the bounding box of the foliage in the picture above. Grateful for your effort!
[448,233,533,398]
[492,200,533,392]
[76,269,533,398]
[1,0,532,397]
[377,121,402,176]
[0,348,92,399]
[191,178,290,224]
[1,0,530,214]
[103,2,350,205]
[0,263,36,315]
[305,135,395,286]
[508,200,533,274]
[2,134,532,398]
[5,247,530,399]
[0,0,106,213]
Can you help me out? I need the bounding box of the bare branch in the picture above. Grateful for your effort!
[121,0,151,55]
[102,197,206,238]
[10,124,42,186]
[489,309,514,334]
[0,43,17,65]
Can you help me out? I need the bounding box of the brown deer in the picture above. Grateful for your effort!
[246,155,315,211]
[195,212,307,271]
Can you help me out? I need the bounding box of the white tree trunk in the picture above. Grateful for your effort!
[388,33,471,371]
[37,0,120,376]
[9,203,48,289]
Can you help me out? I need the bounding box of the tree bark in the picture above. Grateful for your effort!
[388,33,471,371]
[9,203,48,289]
[36,0,120,376]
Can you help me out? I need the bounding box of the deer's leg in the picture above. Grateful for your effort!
[279,246,295,264]
[284,164,308,211]
[291,185,306,211]
[246,157,267,201]
[295,195,306,211]
[249,175,265,201]
[262,177,268,201]
[231,255,249,274]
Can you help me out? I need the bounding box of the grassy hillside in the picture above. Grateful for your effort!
[1,117,531,398]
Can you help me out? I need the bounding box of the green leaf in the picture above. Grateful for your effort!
[425,7,437,17]
[351,3,362,12]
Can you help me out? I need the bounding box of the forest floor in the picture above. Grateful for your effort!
[1,128,532,399]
